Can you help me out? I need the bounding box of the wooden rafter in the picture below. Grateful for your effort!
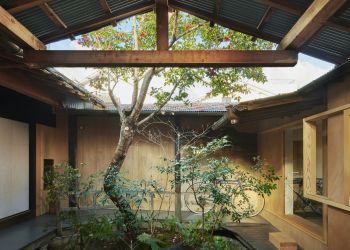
[41,2,154,43]
[257,6,274,30]
[278,0,348,50]
[40,3,67,29]
[0,6,46,50]
[6,0,48,14]
[99,0,112,13]
[156,0,169,51]
[256,0,350,33]
[168,0,281,44]
[23,49,298,68]
[214,0,221,16]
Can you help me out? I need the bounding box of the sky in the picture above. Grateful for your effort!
[47,37,334,104]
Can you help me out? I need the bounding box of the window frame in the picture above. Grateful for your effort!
[303,104,350,212]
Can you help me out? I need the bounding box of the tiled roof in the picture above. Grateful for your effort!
[67,101,234,115]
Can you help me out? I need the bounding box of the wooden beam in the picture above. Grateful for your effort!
[23,49,298,68]
[257,6,274,30]
[6,0,49,14]
[278,0,347,50]
[168,0,281,44]
[0,69,59,106]
[256,0,350,33]
[0,6,46,50]
[41,2,154,43]
[99,0,112,13]
[40,3,67,29]
[156,0,169,50]
[214,0,221,16]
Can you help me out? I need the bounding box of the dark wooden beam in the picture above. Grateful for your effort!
[278,0,348,50]
[156,0,169,51]
[6,0,49,14]
[214,0,221,16]
[0,6,46,50]
[23,49,298,68]
[40,2,154,44]
[168,0,281,44]
[256,6,273,30]
[40,2,67,29]
[99,0,112,13]
[257,6,274,30]
[256,0,350,33]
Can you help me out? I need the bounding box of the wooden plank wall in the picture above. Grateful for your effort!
[35,113,68,215]
[75,115,254,211]
[326,74,350,250]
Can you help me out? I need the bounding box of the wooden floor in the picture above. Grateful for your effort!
[0,211,277,250]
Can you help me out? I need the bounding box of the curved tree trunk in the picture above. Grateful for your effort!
[103,118,137,228]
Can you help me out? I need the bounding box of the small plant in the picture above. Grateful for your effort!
[158,136,279,249]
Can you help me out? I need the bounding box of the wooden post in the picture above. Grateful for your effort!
[156,0,168,51]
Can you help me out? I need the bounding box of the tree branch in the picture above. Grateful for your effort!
[107,70,125,121]
[131,16,140,109]
[130,68,155,122]
[170,21,206,48]
[137,82,179,127]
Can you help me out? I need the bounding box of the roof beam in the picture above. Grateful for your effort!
[6,0,49,14]
[257,6,274,30]
[99,0,112,13]
[41,2,154,44]
[168,0,281,44]
[256,0,350,33]
[214,0,221,16]
[0,6,46,50]
[278,0,348,50]
[39,2,67,29]
[156,0,169,50]
[23,49,298,68]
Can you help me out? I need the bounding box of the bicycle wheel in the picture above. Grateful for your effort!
[233,189,265,217]
[184,183,214,214]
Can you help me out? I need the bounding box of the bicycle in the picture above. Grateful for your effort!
[184,178,265,217]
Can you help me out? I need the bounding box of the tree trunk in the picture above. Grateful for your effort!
[103,118,137,229]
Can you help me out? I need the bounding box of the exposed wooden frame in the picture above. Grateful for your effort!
[99,0,112,13]
[257,6,274,30]
[344,109,350,206]
[6,0,49,14]
[23,49,298,68]
[278,0,348,50]
[0,6,46,50]
[39,3,67,29]
[168,0,281,44]
[214,0,221,16]
[256,0,350,33]
[155,0,169,51]
[41,2,154,43]
[303,104,350,212]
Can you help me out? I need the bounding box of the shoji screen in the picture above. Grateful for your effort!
[0,117,29,219]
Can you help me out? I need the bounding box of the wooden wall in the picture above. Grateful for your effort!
[325,74,350,250]
[36,113,68,215]
[256,72,350,250]
[75,115,255,211]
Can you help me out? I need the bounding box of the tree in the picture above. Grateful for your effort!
[78,10,272,230]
